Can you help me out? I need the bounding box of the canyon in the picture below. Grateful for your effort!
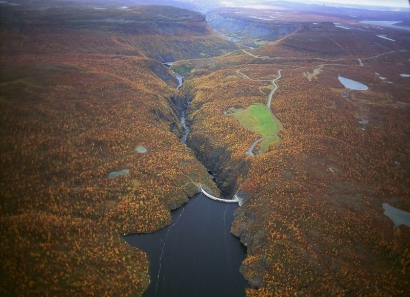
[1,1,410,296]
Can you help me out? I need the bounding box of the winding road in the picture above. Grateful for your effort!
[240,69,282,156]
[242,49,345,62]
[239,47,410,156]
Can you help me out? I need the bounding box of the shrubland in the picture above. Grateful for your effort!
[0,2,222,295]
[180,20,410,295]
[1,1,409,296]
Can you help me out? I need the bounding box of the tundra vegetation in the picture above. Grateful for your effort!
[0,2,225,295]
[1,1,410,296]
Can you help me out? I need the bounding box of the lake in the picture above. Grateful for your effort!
[338,76,368,91]
[124,193,248,297]
[360,21,410,32]
[383,203,410,228]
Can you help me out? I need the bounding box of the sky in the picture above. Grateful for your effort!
[214,0,410,9]
[288,0,409,8]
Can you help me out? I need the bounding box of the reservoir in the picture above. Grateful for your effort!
[124,193,248,297]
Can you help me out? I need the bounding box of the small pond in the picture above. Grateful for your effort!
[338,76,368,90]
[383,203,410,228]
[108,169,129,179]
[136,146,147,153]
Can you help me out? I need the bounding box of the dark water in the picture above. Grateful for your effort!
[124,193,248,297]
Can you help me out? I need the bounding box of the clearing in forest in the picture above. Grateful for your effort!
[229,103,276,137]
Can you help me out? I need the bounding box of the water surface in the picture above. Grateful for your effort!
[108,169,129,179]
[136,146,147,153]
[175,73,184,90]
[383,203,410,228]
[338,76,368,90]
[125,193,248,297]
[360,21,410,32]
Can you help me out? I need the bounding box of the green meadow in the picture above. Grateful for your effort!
[231,103,274,136]
[230,103,282,152]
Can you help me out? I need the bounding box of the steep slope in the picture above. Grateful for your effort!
[177,19,410,295]
[0,1,237,61]
[2,1,409,296]
[0,2,223,296]
[206,8,298,48]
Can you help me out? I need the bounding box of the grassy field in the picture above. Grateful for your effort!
[230,103,283,152]
[231,103,275,136]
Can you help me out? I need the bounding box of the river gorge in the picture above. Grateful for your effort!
[124,65,249,296]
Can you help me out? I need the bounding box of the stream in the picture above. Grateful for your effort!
[175,71,190,143]
[180,110,189,143]
[177,69,190,143]
[124,63,248,296]
[164,62,189,143]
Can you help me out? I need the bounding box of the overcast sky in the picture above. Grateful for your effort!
[214,0,409,8]
[291,0,408,7]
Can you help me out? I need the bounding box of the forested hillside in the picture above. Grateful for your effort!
[0,2,225,295]
[1,0,409,296]
[176,14,410,295]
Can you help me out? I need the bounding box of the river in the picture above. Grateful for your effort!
[163,62,189,143]
[175,71,190,143]
[125,64,248,296]
[124,193,248,297]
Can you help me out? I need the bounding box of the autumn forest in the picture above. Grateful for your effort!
[1,0,409,296]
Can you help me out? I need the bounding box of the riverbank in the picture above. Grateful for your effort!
[125,193,248,297]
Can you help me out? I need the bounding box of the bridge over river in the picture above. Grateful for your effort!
[200,186,244,206]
